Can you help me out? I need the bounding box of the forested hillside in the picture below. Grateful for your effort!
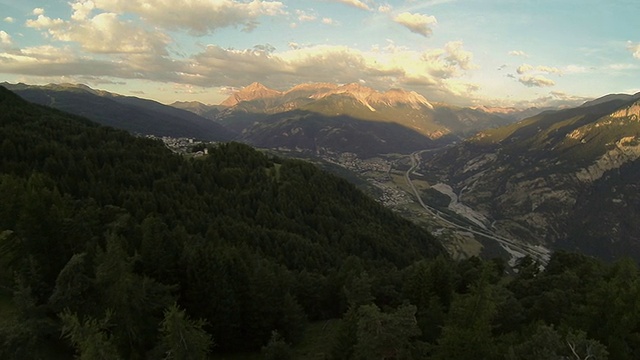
[0,86,443,358]
[1,86,640,360]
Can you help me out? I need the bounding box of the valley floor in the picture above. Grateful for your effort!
[317,149,551,266]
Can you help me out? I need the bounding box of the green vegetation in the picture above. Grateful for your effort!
[1,86,640,359]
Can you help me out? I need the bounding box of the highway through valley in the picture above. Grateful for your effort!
[404,150,550,265]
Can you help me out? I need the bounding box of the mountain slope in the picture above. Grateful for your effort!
[420,92,640,261]
[237,109,442,157]
[3,83,234,141]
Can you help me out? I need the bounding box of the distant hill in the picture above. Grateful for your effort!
[420,91,640,261]
[3,82,234,141]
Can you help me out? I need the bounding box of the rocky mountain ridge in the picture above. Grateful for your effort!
[201,82,514,155]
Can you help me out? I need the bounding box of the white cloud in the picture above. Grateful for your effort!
[628,41,640,59]
[378,4,393,13]
[322,18,336,25]
[516,63,534,74]
[444,41,475,70]
[26,10,170,55]
[26,14,65,29]
[519,74,555,87]
[0,31,12,46]
[71,0,96,21]
[329,0,371,10]
[296,10,316,22]
[393,12,437,37]
[4,17,15,23]
[90,0,286,35]
[33,8,45,16]
[508,50,527,57]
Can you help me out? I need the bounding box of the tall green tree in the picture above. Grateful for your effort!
[152,303,213,360]
[59,310,121,360]
[434,264,498,360]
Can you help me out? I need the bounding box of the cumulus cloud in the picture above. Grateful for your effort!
[393,12,437,37]
[26,14,65,29]
[514,61,561,87]
[296,10,316,22]
[329,0,371,10]
[628,41,640,59]
[90,0,286,35]
[508,50,527,57]
[322,18,336,25]
[0,31,12,46]
[378,4,393,13]
[519,74,555,87]
[26,8,170,54]
[33,8,45,16]
[516,63,534,74]
[4,17,14,23]
[444,41,475,70]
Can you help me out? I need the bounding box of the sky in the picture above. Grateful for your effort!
[1,0,639,108]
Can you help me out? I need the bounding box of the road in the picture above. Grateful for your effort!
[404,150,550,265]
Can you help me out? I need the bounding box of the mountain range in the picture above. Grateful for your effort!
[173,82,516,156]
[419,91,640,261]
[5,81,521,157]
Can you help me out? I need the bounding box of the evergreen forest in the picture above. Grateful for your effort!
[1,85,640,359]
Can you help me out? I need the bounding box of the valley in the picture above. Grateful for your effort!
[5,80,640,263]
[313,147,551,265]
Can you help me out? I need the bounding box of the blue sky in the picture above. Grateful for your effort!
[1,0,639,107]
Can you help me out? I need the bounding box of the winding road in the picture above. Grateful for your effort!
[404,150,550,265]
